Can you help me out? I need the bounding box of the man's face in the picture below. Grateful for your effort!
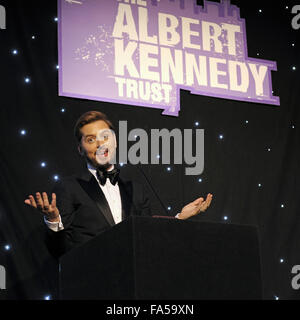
[79,120,117,169]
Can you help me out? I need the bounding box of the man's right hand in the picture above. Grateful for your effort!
[24,192,60,223]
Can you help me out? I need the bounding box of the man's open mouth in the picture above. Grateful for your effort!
[98,148,109,157]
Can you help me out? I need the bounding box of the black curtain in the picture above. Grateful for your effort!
[0,0,300,300]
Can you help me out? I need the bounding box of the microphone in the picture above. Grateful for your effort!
[136,164,174,218]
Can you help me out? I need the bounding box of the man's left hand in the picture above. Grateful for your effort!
[177,193,213,220]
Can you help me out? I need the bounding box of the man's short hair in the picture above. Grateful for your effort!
[74,110,115,143]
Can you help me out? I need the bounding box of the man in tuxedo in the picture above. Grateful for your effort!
[25,111,213,258]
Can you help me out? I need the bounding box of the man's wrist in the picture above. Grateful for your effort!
[176,212,184,219]
[45,216,60,223]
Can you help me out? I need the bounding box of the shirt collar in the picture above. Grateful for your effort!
[87,162,115,174]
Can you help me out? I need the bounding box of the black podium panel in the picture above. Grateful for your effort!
[59,216,262,299]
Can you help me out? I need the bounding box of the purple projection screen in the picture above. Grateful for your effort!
[58,0,280,116]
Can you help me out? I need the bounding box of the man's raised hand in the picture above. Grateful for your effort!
[178,193,213,220]
[24,192,60,222]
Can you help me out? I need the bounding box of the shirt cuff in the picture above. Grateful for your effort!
[44,215,64,232]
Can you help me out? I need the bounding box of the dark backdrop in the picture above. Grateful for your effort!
[0,0,299,300]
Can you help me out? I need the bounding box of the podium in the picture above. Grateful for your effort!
[59,216,262,299]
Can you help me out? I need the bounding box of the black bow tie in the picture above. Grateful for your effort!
[96,167,120,186]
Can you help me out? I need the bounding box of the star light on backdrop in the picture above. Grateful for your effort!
[40,162,47,168]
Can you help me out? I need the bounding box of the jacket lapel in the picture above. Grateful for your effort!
[77,170,116,227]
[118,177,134,221]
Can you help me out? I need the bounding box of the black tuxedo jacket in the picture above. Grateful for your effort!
[45,168,151,258]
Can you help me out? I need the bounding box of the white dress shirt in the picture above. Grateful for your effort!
[44,164,122,232]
